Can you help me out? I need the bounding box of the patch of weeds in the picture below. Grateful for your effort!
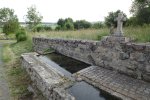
[5,60,32,99]
[96,32,108,40]
[43,47,55,54]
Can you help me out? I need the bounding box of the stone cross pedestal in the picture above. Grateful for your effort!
[114,12,126,36]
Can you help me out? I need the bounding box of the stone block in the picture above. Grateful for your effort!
[145,65,150,73]
[142,74,150,82]
[120,52,129,60]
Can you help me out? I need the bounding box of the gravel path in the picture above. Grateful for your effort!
[0,44,10,100]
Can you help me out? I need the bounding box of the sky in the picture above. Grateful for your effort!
[0,0,133,22]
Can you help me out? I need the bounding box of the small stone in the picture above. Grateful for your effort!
[126,62,137,70]
[120,52,129,60]
[132,44,145,51]
[76,77,82,81]
[142,74,150,82]
[146,65,150,73]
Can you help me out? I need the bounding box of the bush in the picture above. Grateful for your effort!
[36,25,44,32]
[55,25,61,31]
[44,26,52,31]
[16,29,27,42]
[36,25,52,32]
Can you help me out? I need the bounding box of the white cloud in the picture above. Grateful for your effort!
[0,0,132,22]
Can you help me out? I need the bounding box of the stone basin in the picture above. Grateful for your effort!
[21,52,123,100]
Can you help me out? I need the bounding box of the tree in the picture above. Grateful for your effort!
[25,5,43,31]
[0,7,16,27]
[57,18,65,28]
[104,10,127,27]
[130,0,150,25]
[3,17,19,35]
[0,7,20,34]
[56,18,74,30]
[74,20,92,29]
[64,18,74,30]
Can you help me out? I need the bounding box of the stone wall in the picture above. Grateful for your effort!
[33,36,150,82]
[21,53,75,100]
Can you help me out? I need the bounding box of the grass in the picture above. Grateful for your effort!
[124,26,150,42]
[26,26,150,42]
[2,40,33,100]
[30,28,109,40]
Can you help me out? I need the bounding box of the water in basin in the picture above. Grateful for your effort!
[39,52,90,76]
[67,81,121,100]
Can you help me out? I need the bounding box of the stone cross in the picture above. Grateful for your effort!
[114,12,126,36]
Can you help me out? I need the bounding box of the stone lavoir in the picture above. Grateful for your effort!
[21,13,150,100]
[21,35,150,100]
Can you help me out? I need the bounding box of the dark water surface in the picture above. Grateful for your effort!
[68,81,121,100]
[39,52,90,74]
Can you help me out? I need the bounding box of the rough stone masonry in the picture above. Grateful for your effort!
[22,13,150,100]
[33,36,150,82]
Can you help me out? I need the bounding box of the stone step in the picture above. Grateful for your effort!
[76,66,150,100]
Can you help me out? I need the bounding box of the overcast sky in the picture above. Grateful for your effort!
[0,0,133,22]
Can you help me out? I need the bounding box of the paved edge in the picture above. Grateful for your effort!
[75,66,150,100]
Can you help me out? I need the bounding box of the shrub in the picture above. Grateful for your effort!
[44,26,52,31]
[36,25,52,32]
[16,29,27,42]
[55,25,61,31]
[36,25,44,32]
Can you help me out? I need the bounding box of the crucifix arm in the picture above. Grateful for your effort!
[122,17,126,22]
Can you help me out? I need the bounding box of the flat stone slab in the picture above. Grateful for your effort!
[76,66,150,100]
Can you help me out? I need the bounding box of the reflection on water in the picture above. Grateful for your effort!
[68,81,122,100]
[40,52,90,73]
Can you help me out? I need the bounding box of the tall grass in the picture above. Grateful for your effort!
[124,26,150,42]
[26,26,150,42]
[2,40,33,99]
[30,28,109,40]
[3,25,150,42]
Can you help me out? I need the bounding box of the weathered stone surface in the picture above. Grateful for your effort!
[146,65,150,73]
[33,37,150,82]
[76,66,150,100]
[119,52,129,60]
[21,53,75,100]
